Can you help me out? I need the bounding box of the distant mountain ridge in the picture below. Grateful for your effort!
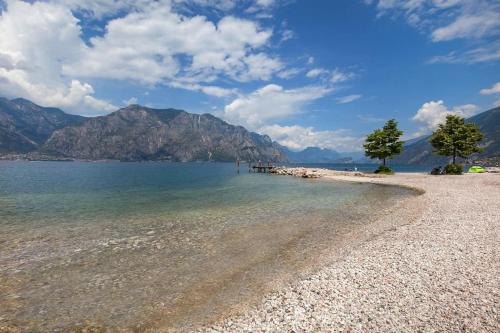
[393,106,500,165]
[284,146,365,163]
[0,98,285,162]
[0,98,84,153]
[44,105,285,162]
[2,97,498,164]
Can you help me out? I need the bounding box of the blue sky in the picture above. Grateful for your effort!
[0,0,499,151]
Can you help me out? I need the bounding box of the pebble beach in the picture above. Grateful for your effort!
[202,170,500,332]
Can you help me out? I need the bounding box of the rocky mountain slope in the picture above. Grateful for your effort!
[393,106,500,165]
[42,105,284,162]
[0,98,84,153]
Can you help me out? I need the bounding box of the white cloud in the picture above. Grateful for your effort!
[0,1,116,115]
[65,9,279,84]
[306,68,328,78]
[276,67,302,79]
[280,29,295,43]
[256,0,275,7]
[330,68,356,83]
[336,94,362,104]
[246,0,276,13]
[222,84,331,129]
[366,0,500,63]
[305,67,356,83]
[169,81,238,97]
[0,0,286,115]
[221,82,365,151]
[411,100,480,136]
[174,0,238,12]
[51,0,161,18]
[432,12,500,41]
[239,53,283,81]
[480,82,500,95]
[123,97,139,105]
[428,41,500,64]
[259,124,364,152]
[53,0,240,18]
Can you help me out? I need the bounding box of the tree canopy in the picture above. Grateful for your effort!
[429,114,484,164]
[364,119,404,166]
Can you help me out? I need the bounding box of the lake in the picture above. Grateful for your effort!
[0,161,417,331]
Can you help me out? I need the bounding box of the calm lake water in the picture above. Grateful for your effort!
[0,162,417,331]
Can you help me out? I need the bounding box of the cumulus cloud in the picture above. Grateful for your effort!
[222,84,331,129]
[65,8,280,84]
[480,82,500,107]
[51,0,249,18]
[0,0,285,114]
[259,124,364,152]
[336,94,362,104]
[123,97,139,106]
[0,1,116,115]
[219,83,365,151]
[480,82,500,95]
[411,100,480,136]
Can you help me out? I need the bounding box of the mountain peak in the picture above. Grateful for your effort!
[11,97,39,108]
[39,99,285,162]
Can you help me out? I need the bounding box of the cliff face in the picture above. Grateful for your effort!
[0,98,84,153]
[43,105,285,162]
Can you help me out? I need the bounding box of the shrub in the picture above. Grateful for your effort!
[444,164,463,175]
[374,165,394,174]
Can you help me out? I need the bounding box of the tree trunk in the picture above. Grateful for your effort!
[453,147,456,164]
[383,158,386,166]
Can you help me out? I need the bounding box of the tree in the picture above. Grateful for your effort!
[429,115,484,165]
[364,119,404,167]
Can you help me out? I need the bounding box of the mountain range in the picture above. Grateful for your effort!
[0,98,84,154]
[284,146,365,164]
[1,97,498,164]
[0,98,286,162]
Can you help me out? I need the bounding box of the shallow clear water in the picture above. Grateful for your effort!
[0,162,416,331]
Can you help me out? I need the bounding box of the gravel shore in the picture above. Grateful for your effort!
[202,171,500,332]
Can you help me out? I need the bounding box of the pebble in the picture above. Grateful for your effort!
[200,171,500,332]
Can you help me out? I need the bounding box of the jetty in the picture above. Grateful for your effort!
[251,165,275,173]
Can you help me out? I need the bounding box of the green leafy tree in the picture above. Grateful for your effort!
[429,115,484,165]
[364,119,404,167]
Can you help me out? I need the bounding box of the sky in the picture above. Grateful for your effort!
[0,0,499,152]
